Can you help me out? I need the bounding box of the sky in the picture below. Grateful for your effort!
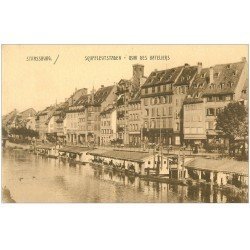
[2,44,248,115]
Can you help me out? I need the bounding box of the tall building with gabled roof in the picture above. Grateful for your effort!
[183,57,248,146]
[65,84,116,145]
[141,63,197,146]
[116,64,146,145]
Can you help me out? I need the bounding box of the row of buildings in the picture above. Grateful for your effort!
[3,57,248,147]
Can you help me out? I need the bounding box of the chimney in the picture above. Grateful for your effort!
[101,85,104,88]
[242,57,247,62]
[209,67,214,84]
[197,62,202,74]
[132,64,144,86]
[184,63,189,68]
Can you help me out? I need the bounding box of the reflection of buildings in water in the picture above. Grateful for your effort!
[93,169,103,179]
[127,175,135,185]
[108,171,113,180]
[187,185,200,201]
[137,179,144,193]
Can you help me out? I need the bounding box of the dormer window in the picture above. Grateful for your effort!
[201,73,205,78]
[214,72,219,78]
[187,76,191,80]
[219,83,224,89]
[233,70,237,76]
[227,64,231,69]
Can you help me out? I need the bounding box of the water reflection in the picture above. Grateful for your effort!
[2,148,248,203]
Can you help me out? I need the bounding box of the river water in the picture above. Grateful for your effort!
[2,148,247,203]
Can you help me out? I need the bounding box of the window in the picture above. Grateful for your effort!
[145,88,148,94]
[201,73,205,78]
[144,98,148,106]
[166,95,169,103]
[169,95,172,103]
[169,107,172,115]
[207,96,213,102]
[163,119,167,128]
[176,99,179,106]
[216,108,221,115]
[157,86,161,92]
[148,161,151,164]
[206,108,215,116]
[176,122,180,130]
[157,108,160,116]
[161,96,166,104]
[162,107,166,116]
[152,108,155,117]
[163,85,166,92]
[151,120,156,128]
[154,97,158,105]
[214,72,219,78]
[152,87,155,93]
[145,109,149,116]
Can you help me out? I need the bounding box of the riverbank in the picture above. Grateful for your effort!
[2,147,248,202]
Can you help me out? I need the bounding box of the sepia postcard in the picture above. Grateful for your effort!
[1,44,249,203]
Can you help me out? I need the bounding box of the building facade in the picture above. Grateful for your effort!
[183,58,248,145]
[100,104,117,145]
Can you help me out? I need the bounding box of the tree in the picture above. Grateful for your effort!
[10,127,39,139]
[216,102,248,156]
[2,127,8,137]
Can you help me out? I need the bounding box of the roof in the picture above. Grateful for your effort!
[129,89,141,103]
[73,94,91,106]
[89,149,154,163]
[92,85,114,106]
[58,146,94,153]
[174,66,197,86]
[20,108,36,115]
[100,104,116,115]
[202,61,246,96]
[142,66,183,88]
[183,68,210,104]
[185,157,248,176]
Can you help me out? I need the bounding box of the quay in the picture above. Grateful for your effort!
[5,140,249,191]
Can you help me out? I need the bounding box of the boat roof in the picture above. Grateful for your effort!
[58,146,94,153]
[89,149,153,163]
[185,157,248,176]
